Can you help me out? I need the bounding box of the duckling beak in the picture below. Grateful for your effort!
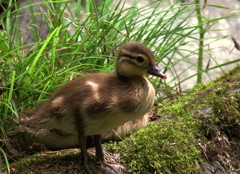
[147,65,167,79]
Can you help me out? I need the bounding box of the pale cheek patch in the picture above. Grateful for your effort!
[86,80,100,100]
[52,96,64,107]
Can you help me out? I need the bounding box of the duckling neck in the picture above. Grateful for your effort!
[115,70,144,79]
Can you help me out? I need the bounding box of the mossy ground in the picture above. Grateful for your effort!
[107,118,200,173]
[108,65,240,173]
[3,65,240,173]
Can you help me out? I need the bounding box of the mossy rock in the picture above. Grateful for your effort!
[108,118,200,173]
[108,65,240,173]
[4,65,240,173]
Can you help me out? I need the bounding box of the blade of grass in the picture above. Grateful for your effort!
[3,0,13,34]
[0,147,10,173]
[51,25,62,74]
[28,25,62,76]
[3,70,16,117]
[195,0,205,84]
[0,32,9,54]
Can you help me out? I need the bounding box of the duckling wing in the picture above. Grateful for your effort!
[20,74,116,133]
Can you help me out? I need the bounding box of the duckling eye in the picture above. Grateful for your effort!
[136,56,144,63]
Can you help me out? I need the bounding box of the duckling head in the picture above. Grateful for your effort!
[116,42,167,79]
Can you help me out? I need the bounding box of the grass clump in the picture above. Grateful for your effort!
[0,0,197,120]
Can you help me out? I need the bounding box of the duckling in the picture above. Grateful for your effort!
[21,42,167,174]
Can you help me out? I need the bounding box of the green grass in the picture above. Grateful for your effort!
[0,0,240,171]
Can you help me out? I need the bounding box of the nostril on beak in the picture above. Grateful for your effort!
[147,66,167,79]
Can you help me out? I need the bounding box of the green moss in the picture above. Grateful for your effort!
[10,150,85,174]
[108,103,201,173]
[192,67,240,140]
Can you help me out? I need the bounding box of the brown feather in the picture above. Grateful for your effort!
[23,73,154,135]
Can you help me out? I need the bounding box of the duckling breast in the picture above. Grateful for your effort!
[117,76,155,116]
[135,77,155,116]
[83,76,155,135]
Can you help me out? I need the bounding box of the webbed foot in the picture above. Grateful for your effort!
[83,160,107,174]
[101,161,127,174]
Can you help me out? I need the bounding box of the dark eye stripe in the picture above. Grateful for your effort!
[122,54,135,59]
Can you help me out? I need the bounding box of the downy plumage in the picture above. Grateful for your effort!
[21,42,167,174]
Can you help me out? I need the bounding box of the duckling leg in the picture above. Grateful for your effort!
[79,133,106,174]
[78,134,92,173]
[93,135,127,174]
[93,134,104,161]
